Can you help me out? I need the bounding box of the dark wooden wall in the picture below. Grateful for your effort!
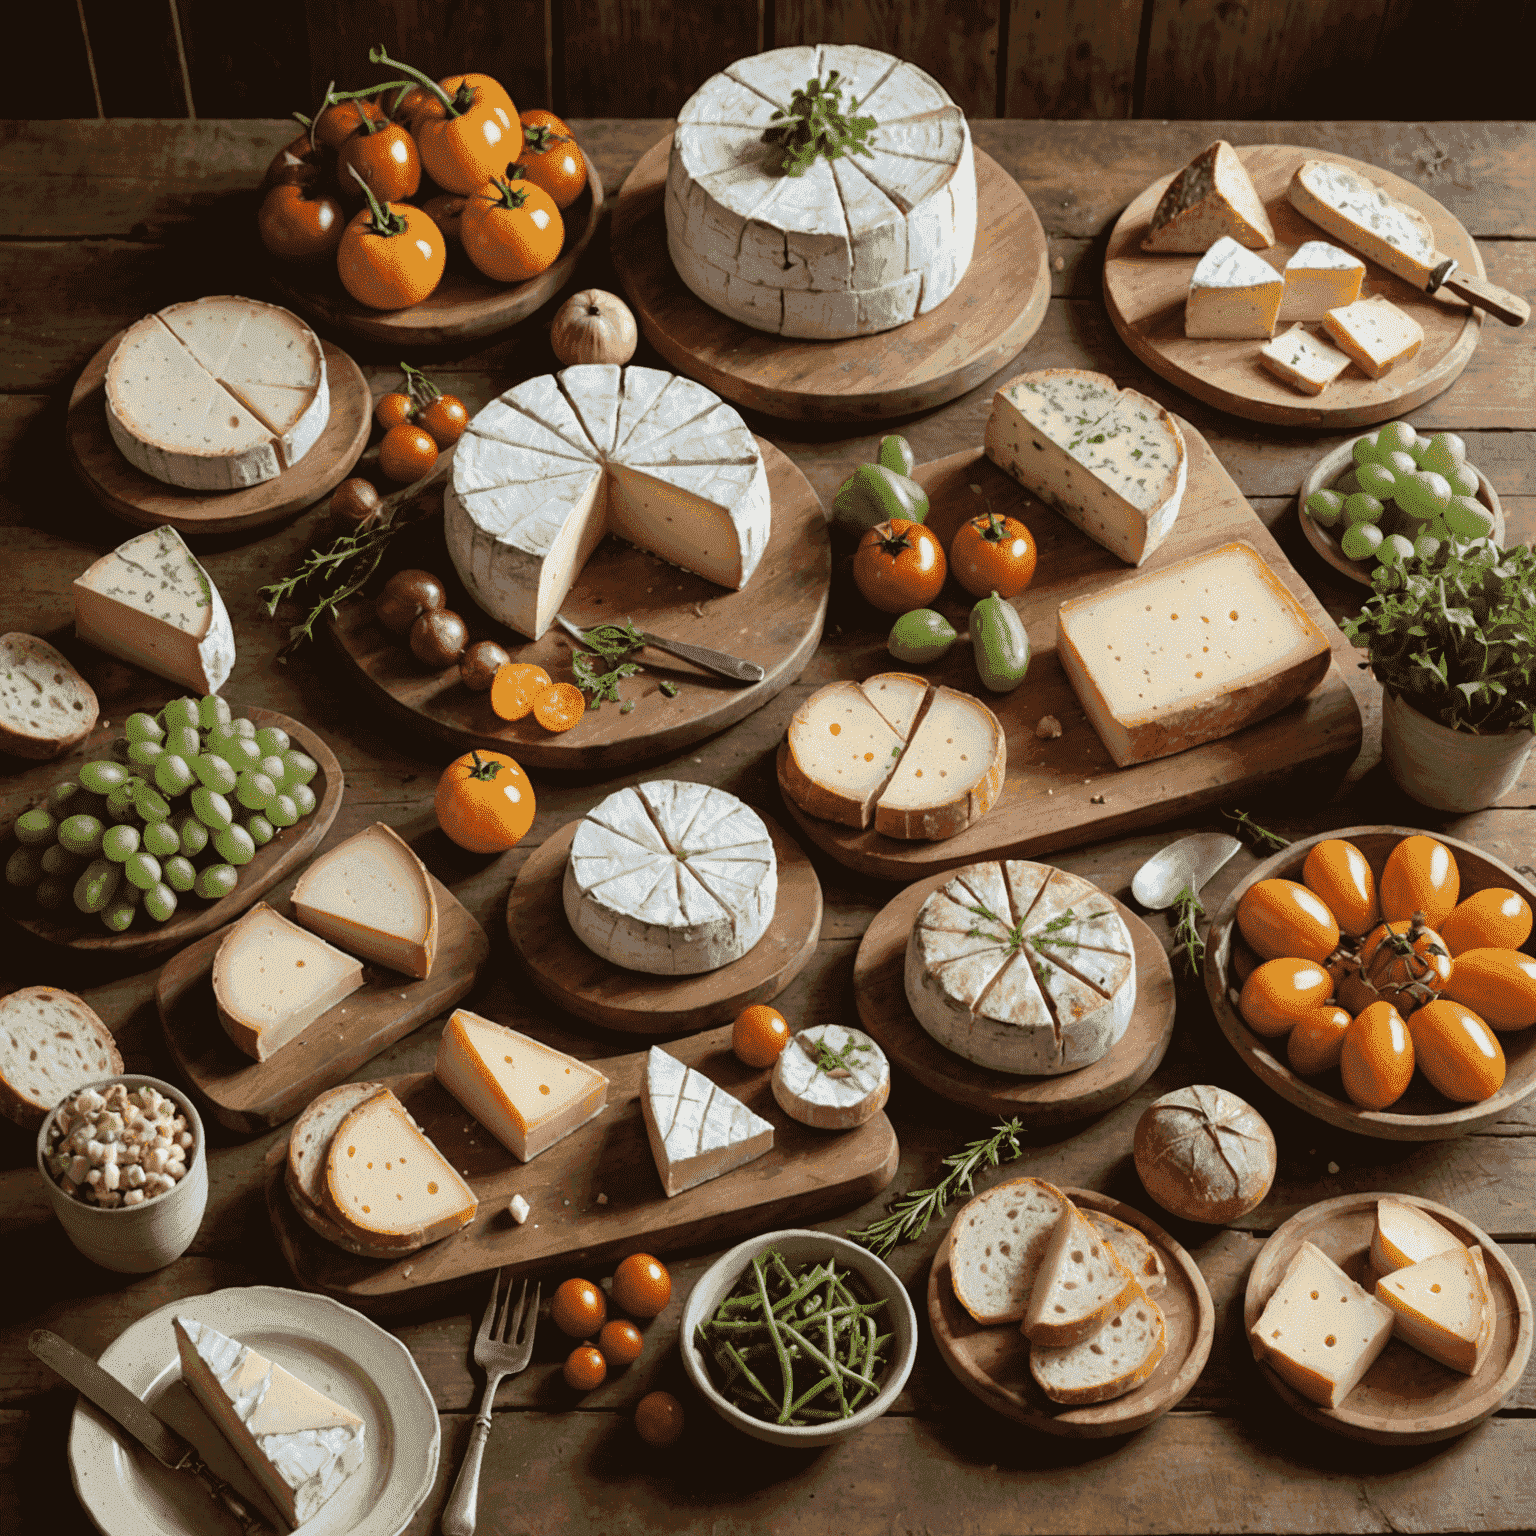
[17,0,1531,121]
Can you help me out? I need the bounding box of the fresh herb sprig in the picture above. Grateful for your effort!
[1029,908,1080,953]
[1171,883,1206,975]
[569,620,647,707]
[1223,808,1290,853]
[965,900,1025,953]
[807,1032,870,1077]
[763,71,876,178]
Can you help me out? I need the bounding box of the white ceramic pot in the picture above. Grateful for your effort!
[36,1075,208,1273]
[1380,688,1535,812]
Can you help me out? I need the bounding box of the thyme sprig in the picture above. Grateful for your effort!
[568,620,647,707]
[1029,908,1080,952]
[807,1032,870,1077]
[1171,883,1206,976]
[1223,808,1291,853]
[763,71,877,177]
[965,900,1025,952]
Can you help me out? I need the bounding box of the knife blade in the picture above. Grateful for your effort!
[555,613,765,684]
[29,1329,274,1534]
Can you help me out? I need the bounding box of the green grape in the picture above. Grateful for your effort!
[266,793,299,829]
[131,782,171,822]
[162,697,200,730]
[154,754,195,797]
[163,855,197,893]
[191,753,237,795]
[1395,472,1448,522]
[256,753,286,786]
[58,813,105,857]
[212,735,262,771]
[1415,533,1443,561]
[14,808,57,846]
[1381,449,1418,481]
[73,858,121,914]
[1377,421,1417,456]
[142,882,177,923]
[245,813,275,847]
[289,781,317,818]
[231,717,257,740]
[1344,493,1385,526]
[101,824,140,863]
[191,787,233,832]
[1421,433,1466,477]
[123,851,161,890]
[280,750,317,788]
[128,740,165,770]
[40,843,86,878]
[254,726,291,757]
[1304,489,1345,526]
[1377,534,1416,566]
[236,771,277,811]
[5,845,45,888]
[1445,463,1479,498]
[213,825,256,866]
[1340,522,1384,560]
[78,760,129,795]
[198,695,231,732]
[1445,495,1495,539]
[46,781,81,816]
[175,814,209,856]
[104,783,138,822]
[165,723,201,759]
[142,820,180,859]
[124,712,163,745]
[195,863,239,901]
[34,875,70,911]
[99,895,138,933]
[1356,463,1395,501]
[1351,431,1382,468]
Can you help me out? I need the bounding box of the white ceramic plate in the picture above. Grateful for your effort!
[67,1285,438,1536]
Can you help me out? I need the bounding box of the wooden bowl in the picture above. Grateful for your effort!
[1244,1192,1533,1443]
[1203,826,1536,1138]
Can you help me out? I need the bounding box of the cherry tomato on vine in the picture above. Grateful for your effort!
[312,97,385,152]
[418,394,468,448]
[375,391,416,433]
[461,176,564,282]
[372,48,514,194]
[852,519,947,613]
[336,120,422,204]
[513,109,587,209]
[336,194,444,309]
[378,423,439,483]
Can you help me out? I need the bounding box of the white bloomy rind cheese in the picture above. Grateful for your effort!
[985,369,1187,567]
[173,1316,364,1528]
[1287,160,1440,288]
[564,780,777,976]
[1277,241,1365,323]
[0,632,99,760]
[667,45,976,337]
[772,1024,890,1129]
[1321,296,1424,380]
[434,1009,608,1162]
[1141,140,1274,253]
[1259,324,1352,397]
[1055,540,1333,767]
[1184,236,1284,339]
[73,526,236,694]
[641,1046,773,1197]
[106,296,329,491]
[445,365,770,639]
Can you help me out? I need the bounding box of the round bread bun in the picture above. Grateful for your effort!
[1133,1084,1276,1223]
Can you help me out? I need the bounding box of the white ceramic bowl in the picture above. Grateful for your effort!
[35,1074,207,1273]
[680,1228,918,1447]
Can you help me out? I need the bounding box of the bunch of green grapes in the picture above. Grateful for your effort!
[4,696,319,933]
[1303,421,1495,568]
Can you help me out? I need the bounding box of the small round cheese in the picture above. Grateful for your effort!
[772,1024,890,1129]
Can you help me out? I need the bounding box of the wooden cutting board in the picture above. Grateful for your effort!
[264,1025,899,1315]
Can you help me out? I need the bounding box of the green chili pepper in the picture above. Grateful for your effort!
[971,589,1032,693]
[832,462,929,538]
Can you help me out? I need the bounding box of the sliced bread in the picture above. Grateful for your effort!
[285,1081,387,1256]
[0,987,122,1129]
[1023,1201,1140,1346]
[1085,1210,1167,1295]
[949,1177,1069,1326]
[0,634,99,760]
[1030,1278,1167,1405]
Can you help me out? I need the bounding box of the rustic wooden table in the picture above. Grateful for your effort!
[1,118,1533,1534]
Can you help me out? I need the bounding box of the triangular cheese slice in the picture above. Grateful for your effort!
[640,1046,773,1197]
[1185,236,1284,339]
[1375,1244,1489,1374]
[1142,140,1274,252]
[174,1315,364,1529]
[1371,1198,1466,1275]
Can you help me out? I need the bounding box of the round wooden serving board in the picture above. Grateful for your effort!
[611,137,1049,423]
[1103,145,1485,427]
[507,813,821,1035]
[324,438,829,773]
[929,1187,1214,1437]
[853,871,1174,1123]
[1205,826,1536,1139]
[270,161,603,349]
[66,336,370,537]
[1,707,341,960]
[1244,1192,1533,1444]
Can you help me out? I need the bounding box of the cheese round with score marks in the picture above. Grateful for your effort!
[772,1023,890,1129]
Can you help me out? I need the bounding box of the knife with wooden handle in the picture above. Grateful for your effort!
[1423,259,1528,327]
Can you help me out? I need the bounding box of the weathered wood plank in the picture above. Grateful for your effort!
[173,0,312,120]
[1003,0,1139,118]
[77,0,187,119]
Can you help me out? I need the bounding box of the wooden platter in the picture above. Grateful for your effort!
[66,336,370,537]
[853,873,1175,1123]
[270,162,604,349]
[1205,826,1536,1140]
[0,707,341,961]
[263,1024,900,1315]
[156,878,489,1133]
[506,814,821,1035]
[611,138,1049,423]
[779,429,1363,882]
[324,438,829,772]
[929,1187,1214,1437]
[1297,435,1505,586]
[1103,145,1485,428]
[1244,1192,1533,1444]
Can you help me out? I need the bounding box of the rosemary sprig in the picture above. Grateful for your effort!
[1171,883,1206,976]
[568,620,647,707]
[964,900,1024,952]
[763,71,876,178]
[1223,808,1291,853]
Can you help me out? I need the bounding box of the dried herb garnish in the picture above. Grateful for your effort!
[1223,808,1290,853]
[1171,883,1206,976]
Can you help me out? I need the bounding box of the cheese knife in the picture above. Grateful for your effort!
[28,1329,274,1535]
[1415,258,1526,329]
[554,613,765,684]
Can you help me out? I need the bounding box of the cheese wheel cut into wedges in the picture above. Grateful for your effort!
[948,1177,1071,1325]
[285,1081,389,1257]
[641,1045,773,1197]
[0,633,98,760]
[772,1024,890,1129]
[1375,1244,1493,1374]
[1029,1278,1167,1405]
[1023,1199,1140,1347]
[1371,1197,1467,1276]
[1142,140,1275,253]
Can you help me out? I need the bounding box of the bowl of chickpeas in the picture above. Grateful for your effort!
[36,1075,207,1272]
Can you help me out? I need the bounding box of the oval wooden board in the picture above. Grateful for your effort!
[611,138,1049,423]
[854,872,1174,1123]
[270,162,604,349]
[929,1187,1214,1437]
[1243,1192,1533,1443]
[507,813,821,1035]
[156,878,489,1134]
[778,431,1363,882]
[1103,145,1484,427]
[66,337,371,538]
[324,438,829,772]
[1,706,341,961]
[263,1025,900,1315]
[1204,826,1536,1139]
[1297,436,1504,587]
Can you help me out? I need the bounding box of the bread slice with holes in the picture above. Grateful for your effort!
[284,1081,388,1257]
[1085,1210,1167,1295]
[1029,1278,1167,1404]
[0,634,99,760]
[948,1177,1070,1326]
[1023,1201,1140,1346]
[0,987,122,1129]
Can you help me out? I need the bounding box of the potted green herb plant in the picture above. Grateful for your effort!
[1343,540,1536,811]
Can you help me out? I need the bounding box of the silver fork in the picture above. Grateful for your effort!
[442,1271,540,1536]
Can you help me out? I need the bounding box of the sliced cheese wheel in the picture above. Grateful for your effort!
[0,986,121,1130]
[0,633,98,760]
[1029,1279,1167,1405]
[285,1081,387,1257]
[948,1177,1070,1326]
[1023,1200,1139,1347]
[771,1024,890,1129]
[875,686,1005,841]
[1142,140,1274,253]
[781,680,908,828]
[641,1045,773,1197]
[1375,1244,1490,1374]
[1371,1198,1466,1276]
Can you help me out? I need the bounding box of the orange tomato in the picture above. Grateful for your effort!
[1380,835,1460,929]
[419,192,467,247]
[597,1319,644,1366]
[375,390,416,433]
[853,519,947,613]
[552,1278,606,1338]
[1235,879,1340,964]
[611,1253,672,1319]
[262,133,324,190]
[948,510,1037,600]
[533,681,586,732]
[433,749,535,854]
[1342,918,1453,1015]
[1440,889,1534,956]
[1238,957,1334,1038]
[1406,999,1505,1102]
[1440,947,1536,1031]
[490,663,552,721]
[732,1004,792,1067]
[634,1390,684,1447]
[1286,1004,1352,1075]
[513,109,588,209]
[1301,839,1379,937]
[401,74,517,138]
[336,121,422,204]
[258,183,345,262]
[419,395,469,449]
[462,176,565,282]
[313,98,385,152]
[563,1344,607,1392]
[393,71,515,194]
[1340,1001,1415,1110]
[378,422,440,483]
[336,200,445,309]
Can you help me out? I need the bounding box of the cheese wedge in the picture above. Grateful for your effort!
[1278,241,1365,323]
[212,902,365,1063]
[1259,324,1353,396]
[1142,140,1274,252]
[1023,1200,1139,1347]
[292,823,437,980]
[1371,1197,1466,1275]
[771,1024,890,1129]
[1029,1279,1168,1405]
[1184,237,1284,339]
[434,1009,608,1161]
[1375,1244,1491,1374]
[0,633,98,760]
[73,525,236,694]
[323,1088,477,1251]
[285,1082,388,1257]
[1288,160,1439,289]
[985,369,1187,567]
[641,1046,773,1197]
[1085,1210,1167,1295]
[174,1316,364,1530]
[1055,541,1333,767]
[1322,296,1424,380]
[1250,1240,1394,1409]
[949,1177,1070,1325]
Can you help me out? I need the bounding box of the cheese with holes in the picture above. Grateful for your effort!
[641,1045,773,1196]
[445,365,769,638]
[1278,241,1364,323]
[174,1316,364,1529]
[1375,1243,1492,1374]
[1259,324,1353,396]
[564,780,777,975]
[1288,159,1439,288]
[212,902,364,1063]
[1142,140,1274,252]
[0,633,98,760]
[1322,296,1424,379]
[772,1023,890,1129]
[1184,237,1284,339]
[106,296,328,491]
[1371,1198,1466,1275]
[1055,541,1333,767]
[292,823,437,979]
[284,1082,387,1258]
[73,526,236,694]
[1249,1240,1394,1409]
[985,370,1187,567]
[904,859,1136,1074]
[434,1008,608,1161]
[666,45,975,337]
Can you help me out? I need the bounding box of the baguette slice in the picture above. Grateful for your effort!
[1023,1200,1140,1347]
[1085,1210,1167,1295]
[284,1081,389,1257]
[1030,1278,1167,1404]
[0,987,122,1129]
[949,1177,1070,1326]
[0,634,99,760]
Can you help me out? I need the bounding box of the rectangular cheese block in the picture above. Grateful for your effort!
[1288,159,1440,288]
[1375,1244,1491,1374]
[1184,237,1284,339]
[1322,296,1424,379]
[434,1009,608,1162]
[1259,323,1353,396]
[1142,140,1275,253]
[1278,241,1365,323]
[1055,541,1333,767]
[641,1046,772,1198]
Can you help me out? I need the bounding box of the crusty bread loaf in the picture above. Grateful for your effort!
[1023,1201,1139,1347]
[1085,1210,1167,1294]
[0,987,122,1129]
[1133,1084,1276,1223]
[949,1177,1069,1326]
[284,1082,389,1256]
[0,634,99,760]
[1030,1278,1167,1404]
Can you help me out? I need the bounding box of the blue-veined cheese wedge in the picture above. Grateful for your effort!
[1322,295,1424,379]
[1142,140,1275,253]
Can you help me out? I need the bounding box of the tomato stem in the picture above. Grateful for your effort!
[368,45,459,117]
[522,123,570,154]
[346,164,407,237]
[466,750,503,783]
[399,360,442,404]
[486,177,531,211]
